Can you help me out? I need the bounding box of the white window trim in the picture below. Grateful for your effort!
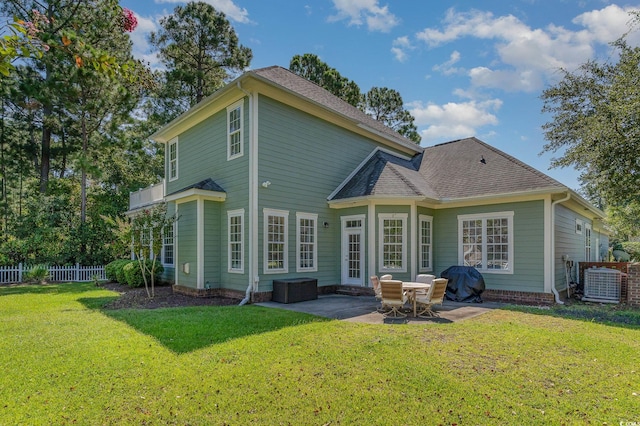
[419,214,433,273]
[263,208,289,274]
[228,209,244,273]
[168,137,178,182]
[227,100,244,161]
[457,211,514,275]
[296,212,318,273]
[575,218,583,235]
[378,213,408,273]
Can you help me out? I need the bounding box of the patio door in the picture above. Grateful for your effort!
[341,215,364,286]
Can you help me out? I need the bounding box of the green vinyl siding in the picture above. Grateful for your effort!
[165,98,249,201]
[204,201,221,289]
[256,96,402,288]
[176,201,197,289]
[554,204,601,289]
[434,200,546,293]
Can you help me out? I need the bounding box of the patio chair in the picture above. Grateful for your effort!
[415,278,448,318]
[415,274,436,284]
[380,279,408,318]
[370,275,382,301]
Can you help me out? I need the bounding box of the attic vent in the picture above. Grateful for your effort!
[583,268,621,303]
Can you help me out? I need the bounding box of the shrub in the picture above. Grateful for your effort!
[123,260,163,288]
[24,264,49,284]
[105,259,131,282]
[621,242,640,262]
[115,260,134,284]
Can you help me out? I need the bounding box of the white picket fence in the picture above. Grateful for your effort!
[0,263,106,284]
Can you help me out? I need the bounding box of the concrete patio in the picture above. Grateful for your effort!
[257,294,502,324]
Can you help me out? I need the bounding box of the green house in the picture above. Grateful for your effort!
[128,66,608,304]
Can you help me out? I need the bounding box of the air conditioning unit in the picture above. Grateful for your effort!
[583,268,621,303]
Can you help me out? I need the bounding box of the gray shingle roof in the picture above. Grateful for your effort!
[167,178,225,197]
[333,151,431,200]
[331,137,565,201]
[419,137,564,199]
[249,66,421,153]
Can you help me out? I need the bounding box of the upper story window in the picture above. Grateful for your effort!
[168,137,178,181]
[458,211,514,274]
[379,213,408,273]
[296,213,318,272]
[227,100,243,160]
[419,215,433,272]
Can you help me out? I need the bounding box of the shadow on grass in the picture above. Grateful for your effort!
[503,302,640,330]
[0,281,99,297]
[79,296,329,354]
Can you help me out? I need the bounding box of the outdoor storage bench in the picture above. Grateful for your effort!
[272,278,318,304]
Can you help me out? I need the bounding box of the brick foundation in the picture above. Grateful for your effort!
[627,263,640,308]
[172,284,250,301]
[482,289,556,305]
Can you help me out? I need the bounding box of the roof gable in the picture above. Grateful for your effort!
[249,67,419,153]
[331,137,567,203]
[152,65,422,156]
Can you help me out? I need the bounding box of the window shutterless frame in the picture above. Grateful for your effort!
[228,209,244,273]
[263,208,289,273]
[296,212,318,272]
[227,100,243,160]
[458,211,514,274]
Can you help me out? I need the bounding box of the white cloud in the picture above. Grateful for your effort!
[408,98,502,142]
[391,36,413,62]
[573,4,640,44]
[432,50,462,75]
[129,13,162,69]
[414,5,640,92]
[154,0,251,23]
[328,0,400,32]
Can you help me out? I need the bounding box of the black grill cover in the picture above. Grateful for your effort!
[441,266,485,303]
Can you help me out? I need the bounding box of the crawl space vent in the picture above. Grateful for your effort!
[583,268,621,303]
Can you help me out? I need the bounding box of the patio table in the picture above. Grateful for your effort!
[402,282,431,317]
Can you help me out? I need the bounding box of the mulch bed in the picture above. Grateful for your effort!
[101,282,240,310]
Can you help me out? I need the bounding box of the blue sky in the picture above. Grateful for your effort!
[121,0,640,191]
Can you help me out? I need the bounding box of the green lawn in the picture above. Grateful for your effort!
[1,282,639,425]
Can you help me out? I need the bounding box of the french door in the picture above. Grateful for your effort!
[341,216,364,286]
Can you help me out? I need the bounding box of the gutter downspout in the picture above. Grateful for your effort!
[550,192,571,304]
[237,81,256,305]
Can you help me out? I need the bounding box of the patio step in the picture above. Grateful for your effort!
[335,286,373,297]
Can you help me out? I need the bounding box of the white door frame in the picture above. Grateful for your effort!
[341,215,365,286]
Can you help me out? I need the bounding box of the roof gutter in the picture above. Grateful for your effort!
[550,192,571,304]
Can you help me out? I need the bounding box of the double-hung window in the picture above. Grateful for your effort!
[419,215,432,272]
[458,212,513,273]
[227,100,243,160]
[228,209,244,273]
[162,223,174,266]
[296,213,317,272]
[264,209,288,273]
[379,213,407,273]
[168,137,178,181]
